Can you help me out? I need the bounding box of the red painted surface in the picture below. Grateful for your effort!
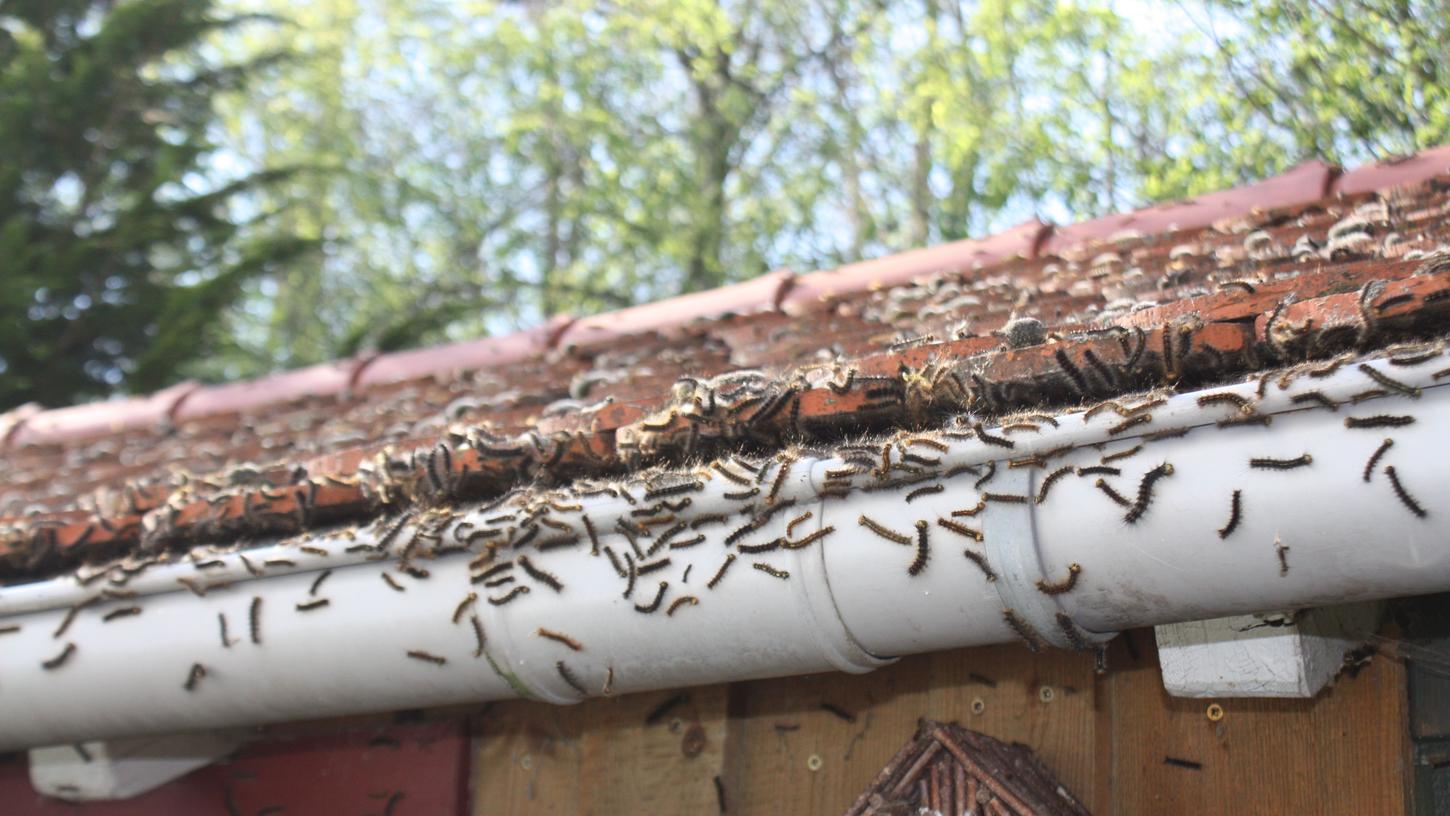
[781,219,1048,313]
[1041,160,1338,256]
[1332,144,1450,196]
[0,719,471,816]
[556,268,794,351]
[355,314,575,388]
[172,359,364,423]
[7,381,197,449]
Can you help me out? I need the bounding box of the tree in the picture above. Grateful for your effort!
[0,0,312,411]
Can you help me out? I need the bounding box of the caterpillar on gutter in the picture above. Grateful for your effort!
[1055,613,1092,651]
[936,518,983,542]
[1095,479,1132,507]
[451,593,478,624]
[973,461,997,490]
[1196,392,1252,411]
[623,553,637,599]
[1107,414,1151,436]
[785,511,813,537]
[1002,610,1042,653]
[406,650,446,666]
[218,613,232,648]
[184,663,207,692]
[308,569,333,596]
[784,526,834,549]
[1358,364,1421,398]
[556,661,588,695]
[1344,414,1415,429]
[907,521,930,576]
[1124,463,1174,524]
[1385,466,1428,518]
[1249,454,1312,470]
[707,554,737,589]
[752,563,790,580]
[1363,439,1394,483]
[961,549,996,581]
[972,422,1015,449]
[249,596,263,644]
[1218,490,1243,539]
[537,627,584,651]
[667,596,700,616]
[487,586,530,606]
[470,615,486,657]
[1216,414,1271,429]
[1035,466,1073,504]
[634,581,669,613]
[381,573,406,592]
[644,481,703,501]
[1290,391,1339,411]
[295,599,330,612]
[1075,465,1121,478]
[905,483,944,502]
[41,642,77,671]
[953,500,987,518]
[1035,563,1082,595]
[516,555,564,593]
[858,515,911,545]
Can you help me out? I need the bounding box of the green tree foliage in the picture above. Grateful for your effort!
[9,0,1444,402]
[0,0,312,410]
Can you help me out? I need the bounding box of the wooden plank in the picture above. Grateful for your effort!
[470,686,727,815]
[1108,630,1410,815]
[723,642,1105,815]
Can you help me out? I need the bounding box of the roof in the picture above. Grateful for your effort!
[845,719,1091,816]
[2,146,1449,583]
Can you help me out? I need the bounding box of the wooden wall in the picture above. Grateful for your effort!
[470,629,1411,815]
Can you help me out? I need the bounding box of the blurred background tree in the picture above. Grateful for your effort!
[0,0,315,411]
[4,0,1447,408]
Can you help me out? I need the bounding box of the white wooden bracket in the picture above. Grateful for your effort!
[1154,602,1382,698]
[28,730,248,801]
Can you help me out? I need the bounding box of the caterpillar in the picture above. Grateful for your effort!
[1218,490,1243,539]
[752,563,790,580]
[1385,465,1428,518]
[556,661,588,695]
[634,581,669,613]
[1358,364,1421,398]
[487,585,530,606]
[1249,454,1312,470]
[537,627,584,651]
[1124,463,1174,524]
[1036,466,1074,504]
[516,555,564,593]
[936,518,983,542]
[452,593,478,624]
[1363,438,1393,483]
[667,596,700,616]
[962,549,997,582]
[858,515,911,545]
[249,596,263,644]
[707,555,737,589]
[908,521,930,576]
[1035,563,1082,595]
[406,650,446,666]
[1344,415,1415,429]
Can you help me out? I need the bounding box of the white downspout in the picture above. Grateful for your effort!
[0,354,1444,750]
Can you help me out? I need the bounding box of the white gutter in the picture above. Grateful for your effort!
[0,353,1445,750]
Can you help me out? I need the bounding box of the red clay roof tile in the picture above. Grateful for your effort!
[353,315,574,388]
[1040,159,1338,257]
[554,268,794,351]
[1332,144,1450,196]
[172,359,364,422]
[781,219,1049,313]
[8,380,198,448]
[2,146,1449,581]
